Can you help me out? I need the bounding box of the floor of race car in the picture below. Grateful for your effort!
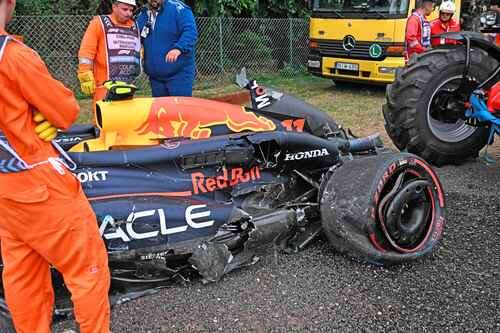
[54,150,500,332]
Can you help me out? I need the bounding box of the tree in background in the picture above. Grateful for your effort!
[16,0,101,15]
[14,0,311,17]
[193,0,310,17]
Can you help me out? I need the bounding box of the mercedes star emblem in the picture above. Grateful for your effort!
[342,35,356,52]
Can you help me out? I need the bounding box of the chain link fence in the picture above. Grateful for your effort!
[7,16,309,95]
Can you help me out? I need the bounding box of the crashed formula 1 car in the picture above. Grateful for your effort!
[0,70,445,329]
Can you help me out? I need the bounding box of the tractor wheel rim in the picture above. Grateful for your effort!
[427,75,477,143]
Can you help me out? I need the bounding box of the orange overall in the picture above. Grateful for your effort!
[78,14,139,102]
[0,29,110,333]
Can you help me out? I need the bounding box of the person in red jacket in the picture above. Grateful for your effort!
[430,1,461,46]
[404,0,435,62]
[490,0,500,45]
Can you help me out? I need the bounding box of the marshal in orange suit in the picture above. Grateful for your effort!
[0,0,110,332]
[78,0,141,102]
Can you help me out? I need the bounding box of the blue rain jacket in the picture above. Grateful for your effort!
[137,0,198,79]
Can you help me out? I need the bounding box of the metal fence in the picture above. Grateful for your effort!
[7,16,309,95]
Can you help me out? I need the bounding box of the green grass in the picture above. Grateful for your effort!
[77,100,94,124]
[77,73,389,142]
[75,74,500,156]
[197,72,388,139]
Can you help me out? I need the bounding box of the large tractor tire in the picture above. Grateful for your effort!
[320,152,445,266]
[383,47,495,165]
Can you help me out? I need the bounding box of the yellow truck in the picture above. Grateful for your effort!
[307,0,464,84]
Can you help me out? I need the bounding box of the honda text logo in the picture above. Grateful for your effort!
[342,35,356,52]
[284,148,330,161]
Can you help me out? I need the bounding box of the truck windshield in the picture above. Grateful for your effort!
[313,0,410,15]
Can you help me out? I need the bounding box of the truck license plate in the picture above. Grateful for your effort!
[336,62,359,71]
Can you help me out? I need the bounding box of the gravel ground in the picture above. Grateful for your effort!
[54,151,499,332]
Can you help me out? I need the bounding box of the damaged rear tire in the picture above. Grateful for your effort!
[320,152,445,266]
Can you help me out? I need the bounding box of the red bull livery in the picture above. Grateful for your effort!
[0,71,446,331]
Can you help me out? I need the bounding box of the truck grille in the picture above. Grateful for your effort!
[315,39,390,60]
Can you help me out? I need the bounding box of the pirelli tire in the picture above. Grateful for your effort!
[383,47,495,165]
[320,152,445,266]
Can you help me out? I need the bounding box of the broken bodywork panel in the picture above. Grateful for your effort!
[0,70,446,328]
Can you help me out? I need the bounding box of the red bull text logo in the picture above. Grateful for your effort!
[191,166,261,194]
[137,98,276,139]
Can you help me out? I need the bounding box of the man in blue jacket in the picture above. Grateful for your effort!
[137,0,198,97]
